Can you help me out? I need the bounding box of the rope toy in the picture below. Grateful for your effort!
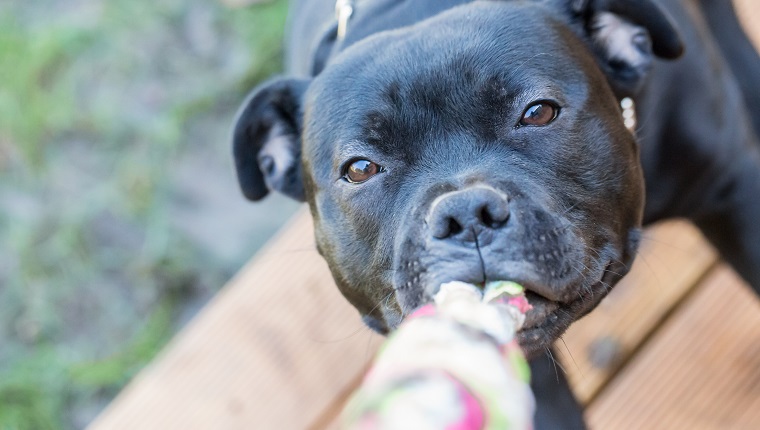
[341,281,535,429]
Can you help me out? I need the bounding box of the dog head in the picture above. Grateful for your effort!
[232,0,682,356]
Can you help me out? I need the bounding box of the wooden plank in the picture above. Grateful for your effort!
[559,0,760,408]
[88,209,383,430]
[558,221,718,404]
[736,0,760,49]
[586,265,760,429]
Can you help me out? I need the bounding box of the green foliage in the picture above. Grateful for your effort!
[0,16,93,168]
[230,0,291,87]
[68,301,175,389]
[0,303,174,430]
[0,0,290,428]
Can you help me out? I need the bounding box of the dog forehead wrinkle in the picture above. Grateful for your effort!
[350,65,591,163]
[308,21,605,163]
[355,79,501,160]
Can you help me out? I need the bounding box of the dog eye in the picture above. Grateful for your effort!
[519,101,559,126]
[343,159,383,183]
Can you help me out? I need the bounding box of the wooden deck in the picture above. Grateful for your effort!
[87,212,760,430]
[89,3,760,429]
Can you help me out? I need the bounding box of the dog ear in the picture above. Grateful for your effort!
[571,0,684,95]
[232,77,310,202]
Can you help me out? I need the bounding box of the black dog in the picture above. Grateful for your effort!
[232,0,760,427]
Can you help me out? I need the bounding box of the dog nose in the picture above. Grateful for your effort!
[429,186,510,240]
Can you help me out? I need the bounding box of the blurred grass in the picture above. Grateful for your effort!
[0,0,290,428]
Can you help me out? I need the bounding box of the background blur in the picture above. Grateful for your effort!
[0,0,298,428]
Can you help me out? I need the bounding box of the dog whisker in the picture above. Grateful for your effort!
[638,232,692,253]
[544,348,559,383]
[558,200,583,217]
[279,246,320,254]
[306,324,370,344]
[558,336,582,377]
[601,267,625,278]
[545,347,567,382]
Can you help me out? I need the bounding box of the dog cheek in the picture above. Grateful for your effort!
[312,214,377,314]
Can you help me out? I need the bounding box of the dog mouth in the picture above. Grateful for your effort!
[514,271,615,356]
[521,290,561,329]
[388,268,609,355]
[513,288,573,357]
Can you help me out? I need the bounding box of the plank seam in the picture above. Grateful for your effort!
[307,362,373,430]
[583,258,721,408]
